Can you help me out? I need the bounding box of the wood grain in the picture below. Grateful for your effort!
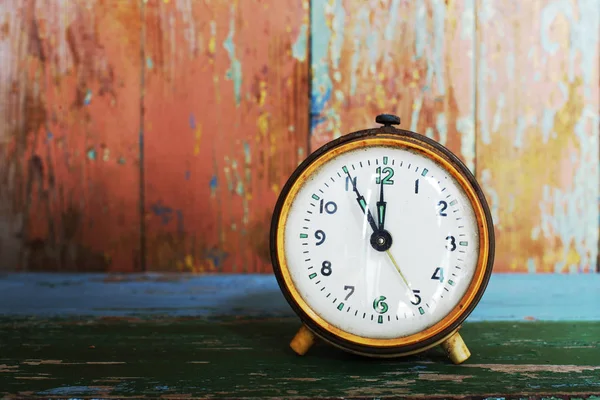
[0,316,599,398]
[475,0,599,272]
[142,0,309,272]
[0,0,142,271]
[310,0,476,170]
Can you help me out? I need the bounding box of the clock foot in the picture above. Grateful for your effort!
[290,324,315,355]
[441,331,471,364]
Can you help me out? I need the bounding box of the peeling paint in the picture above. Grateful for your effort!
[478,0,599,273]
[87,148,97,161]
[456,117,475,172]
[310,0,335,132]
[491,93,504,134]
[436,113,447,146]
[223,5,242,106]
[480,169,499,226]
[527,258,536,274]
[410,97,423,132]
[292,23,307,62]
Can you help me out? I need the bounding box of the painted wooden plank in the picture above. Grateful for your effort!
[0,1,142,271]
[310,0,476,170]
[476,0,600,272]
[1,317,600,398]
[143,0,309,272]
[2,273,599,321]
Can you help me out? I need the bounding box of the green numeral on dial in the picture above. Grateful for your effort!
[376,167,394,185]
[373,296,389,314]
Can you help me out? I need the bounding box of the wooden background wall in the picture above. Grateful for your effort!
[0,0,598,273]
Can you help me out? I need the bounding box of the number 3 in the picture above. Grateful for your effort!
[446,236,456,251]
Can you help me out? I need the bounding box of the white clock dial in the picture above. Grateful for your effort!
[283,146,480,339]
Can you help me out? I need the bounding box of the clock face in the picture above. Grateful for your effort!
[282,144,481,339]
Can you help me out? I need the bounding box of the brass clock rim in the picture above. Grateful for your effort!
[272,132,493,352]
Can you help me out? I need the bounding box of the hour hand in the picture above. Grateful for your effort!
[343,167,379,233]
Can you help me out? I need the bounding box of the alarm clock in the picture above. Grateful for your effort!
[270,114,494,364]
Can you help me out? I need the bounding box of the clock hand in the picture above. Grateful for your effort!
[342,167,414,302]
[376,179,386,231]
[385,249,417,303]
[343,167,379,233]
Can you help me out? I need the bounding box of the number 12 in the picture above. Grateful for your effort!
[376,167,394,185]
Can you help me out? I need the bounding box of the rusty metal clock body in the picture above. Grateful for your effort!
[270,114,494,363]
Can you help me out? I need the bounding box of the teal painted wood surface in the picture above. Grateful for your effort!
[1,273,599,321]
[1,274,599,398]
[0,318,599,398]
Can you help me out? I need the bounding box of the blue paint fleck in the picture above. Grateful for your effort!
[146,57,154,70]
[205,248,228,269]
[527,258,536,274]
[151,202,174,225]
[87,148,97,161]
[209,175,218,192]
[223,7,242,106]
[46,131,53,141]
[189,114,196,129]
[311,87,331,130]
[83,89,92,106]
[243,142,251,164]
[311,0,334,132]
[39,386,103,395]
[185,170,191,180]
[292,24,308,62]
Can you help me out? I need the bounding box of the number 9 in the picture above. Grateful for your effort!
[315,230,326,246]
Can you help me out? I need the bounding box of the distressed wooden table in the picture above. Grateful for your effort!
[1,274,599,399]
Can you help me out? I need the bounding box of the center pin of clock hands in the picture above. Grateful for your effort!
[343,167,416,303]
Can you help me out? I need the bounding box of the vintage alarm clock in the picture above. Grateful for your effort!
[270,114,494,364]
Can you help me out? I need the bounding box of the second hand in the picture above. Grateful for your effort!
[384,249,416,303]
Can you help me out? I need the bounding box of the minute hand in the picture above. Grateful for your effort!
[377,179,386,231]
[343,167,379,233]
